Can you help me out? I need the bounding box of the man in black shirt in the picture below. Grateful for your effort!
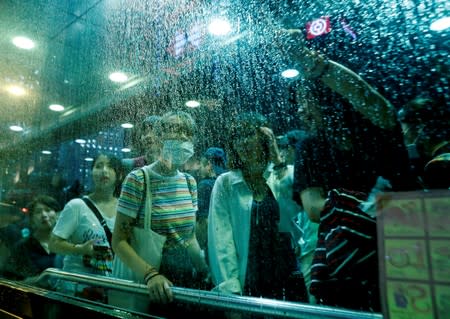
[280,29,414,311]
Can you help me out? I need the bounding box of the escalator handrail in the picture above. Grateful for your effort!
[36,268,383,319]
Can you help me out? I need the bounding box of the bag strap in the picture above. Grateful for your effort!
[82,196,112,247]
[184,173,197,208]
[184,173,192,194]
[141,167,152,230]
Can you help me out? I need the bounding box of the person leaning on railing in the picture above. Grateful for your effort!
[112,111,210,316]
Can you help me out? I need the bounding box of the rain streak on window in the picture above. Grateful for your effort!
[0,0,448,318]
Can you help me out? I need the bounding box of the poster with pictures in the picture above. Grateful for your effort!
[377,190,450,319]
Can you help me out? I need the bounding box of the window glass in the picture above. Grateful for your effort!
[0,0,448,317]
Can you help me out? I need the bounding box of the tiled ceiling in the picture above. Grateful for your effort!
[0,0,118,150]
[0,0,252,155]
[1,0,252,156]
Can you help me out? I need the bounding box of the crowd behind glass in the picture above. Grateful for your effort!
[0,28,449,318]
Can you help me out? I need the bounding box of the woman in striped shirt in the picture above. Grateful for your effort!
[112,111,209,308]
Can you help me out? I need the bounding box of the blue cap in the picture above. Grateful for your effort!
[204,147,227,175]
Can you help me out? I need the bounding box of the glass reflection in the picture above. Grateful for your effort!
[0,0,448,318]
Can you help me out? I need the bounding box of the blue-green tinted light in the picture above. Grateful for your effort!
[9,125,23,132]
[109,72,128,83]
[121,123,134,129]
[185,100,200,108]
[208,18,231,36]
[12,36,35,49]
[281,69,300,79]
[49,104,65,112]
[430,17,450,31]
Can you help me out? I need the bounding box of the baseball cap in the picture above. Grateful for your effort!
[204,147,227,175]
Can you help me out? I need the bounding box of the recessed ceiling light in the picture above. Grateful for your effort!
[121,148,131,153]
[12,36,35,50]
[85,157,94,162]
[9,125,24,132]
[185,100,200,108]
[281,69,300,79]
[75,139,86,144]
[208,18,231,36]
[121,123,134,129]
[7,85,26,96]
[430,17,450,31]
[49,104,65,112]
[41,150,52,155]
[109,72,128,83]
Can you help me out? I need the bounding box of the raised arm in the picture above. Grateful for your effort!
[280,29,397,129]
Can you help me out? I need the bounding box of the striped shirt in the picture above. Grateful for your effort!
[118,164,197,247]
[310,189,380,311]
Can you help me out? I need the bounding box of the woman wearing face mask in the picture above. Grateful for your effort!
[112,111,209,311]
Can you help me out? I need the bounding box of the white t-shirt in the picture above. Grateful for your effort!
[52,198,115,275]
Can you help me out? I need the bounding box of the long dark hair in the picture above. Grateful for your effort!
[226,112,270,169]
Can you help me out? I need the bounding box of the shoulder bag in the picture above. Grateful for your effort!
[111,166,167,283]
[109,166,167,311]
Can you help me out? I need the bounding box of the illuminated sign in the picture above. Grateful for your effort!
[377,190,450,319]
[306,16,331,39]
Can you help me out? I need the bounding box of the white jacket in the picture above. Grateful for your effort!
[207,166,301,294]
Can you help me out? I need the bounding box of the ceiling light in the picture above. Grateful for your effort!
[121,148,131,153]
[121,123,134,129]
[12,36,35,50]
[109,72,128,83]
[281,69,300,79]
[9,125,24,132]
[41,150,52,155]
[430,17,450,31]
[208,18,231,36]
[85,157,94,162]
[185,100,200,108]
[7,85,26,96]
[49,104,65,112]
[75,139,86,144]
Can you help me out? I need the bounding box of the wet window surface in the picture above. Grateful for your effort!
[0,0,449,318]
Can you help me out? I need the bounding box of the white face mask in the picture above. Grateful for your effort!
[161,140,194,165]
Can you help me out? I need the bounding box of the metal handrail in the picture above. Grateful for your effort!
[37,268,383,319]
